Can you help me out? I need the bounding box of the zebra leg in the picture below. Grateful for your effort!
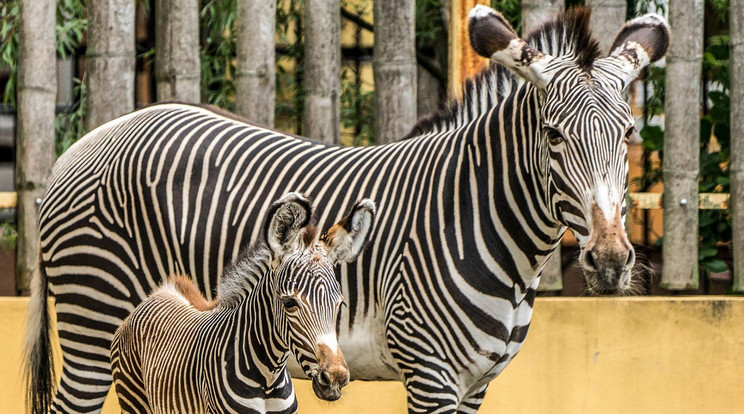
[111,331,151,414]
[402,373,461,414]
[456,384,489,414]
[49,305,123,413]
[50,359,112,414]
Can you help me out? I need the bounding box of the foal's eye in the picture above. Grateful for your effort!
[281,296,300,310]
[544,126,564,145]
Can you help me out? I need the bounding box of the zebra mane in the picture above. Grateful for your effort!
[216,242,272,308]
[405,7,601,138]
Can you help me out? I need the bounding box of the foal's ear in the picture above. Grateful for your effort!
[468,5,555,90]
[320,199,376,265]
[265,193,313,261]
[604,14,670,89]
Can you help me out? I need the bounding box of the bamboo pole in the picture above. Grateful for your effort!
[447,0,489,98]
[731,0,744,292]
[155,0,200,102]
[236,0,275,127]
[662,0,704,290]
[303,0,340,144]
[585,0,626,54]
[86,0,136,130]
[374,0,416,144]
[522,0,563,33]
[16,0,57,293]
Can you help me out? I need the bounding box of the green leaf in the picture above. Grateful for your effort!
[699,247,718,259]
[703,259,728,274]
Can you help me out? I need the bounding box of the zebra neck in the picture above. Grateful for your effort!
[222,271,290,391]
[457,84,564,290]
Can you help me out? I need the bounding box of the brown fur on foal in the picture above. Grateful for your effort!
[170,275,218,311]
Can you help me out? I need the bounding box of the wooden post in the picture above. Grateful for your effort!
[86,0,136,130]
[16,0,57,293]
[585,0,626,54]
[417,65,441,118]
[374,0,416,144]
[522,0,563,33]
[236,0,276,127]
[447,0,489,98]
[521,0,565,291]
[303,0,340,144]
[731,0,744,292]
[662,0,703,290]
[155,0,200,102]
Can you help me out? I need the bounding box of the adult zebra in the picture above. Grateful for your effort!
[26,6,669,414]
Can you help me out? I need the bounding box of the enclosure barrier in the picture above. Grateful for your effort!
[2,296,742,413]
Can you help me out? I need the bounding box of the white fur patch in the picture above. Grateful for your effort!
[317,333,339,355]
[593,183,617,221]
[469,4,496,20]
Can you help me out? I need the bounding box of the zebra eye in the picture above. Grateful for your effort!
[544,127,564,145]
[281,296,300,310]
[623,127,635,144]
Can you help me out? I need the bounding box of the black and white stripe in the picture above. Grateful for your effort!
[26,7,670,414]
[111,193,372,413]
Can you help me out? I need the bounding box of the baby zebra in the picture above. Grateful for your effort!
[110,193,376,413]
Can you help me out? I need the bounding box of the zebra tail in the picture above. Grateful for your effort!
[23,255,55,414]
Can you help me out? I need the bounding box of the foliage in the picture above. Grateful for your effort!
[491,0,521,34]
[637,30,733,275]
[0,221,17,252]
[340,68,374,146]
[0,0,18,106]
[55,76,87,156]
[200,0,237,111]
[275,0,305,134]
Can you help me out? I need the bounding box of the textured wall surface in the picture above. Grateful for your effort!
[3,297,743,413]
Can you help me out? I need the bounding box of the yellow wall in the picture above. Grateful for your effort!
[2,297,743,413]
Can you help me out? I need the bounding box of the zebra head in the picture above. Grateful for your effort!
[265,193,376,401]
[469,6,670,294]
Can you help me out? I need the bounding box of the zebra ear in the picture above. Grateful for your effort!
[320,199,376,265]
[468,5,555,90]
[264,193,313,261]
[605,14,670,89]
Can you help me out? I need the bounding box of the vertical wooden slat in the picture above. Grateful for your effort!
[16,0,57,293]
[374,0,416,143]
[585,0,626,54]
[236,0,276,127]
[662,0,704,290]
[155,0,200,102]
[304,0,340,144]
[447,0,489,98]
[731,0,744,292]
[86,0,136,130]
[522,0,563,33]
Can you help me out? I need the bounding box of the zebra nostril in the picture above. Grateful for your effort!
[584,250,597,270]
[625,248,635,269]
[318,370,331,386]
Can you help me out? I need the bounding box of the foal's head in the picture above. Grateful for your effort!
[264,193,376,401]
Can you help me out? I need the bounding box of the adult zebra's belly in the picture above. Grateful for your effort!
[287,310,400,381]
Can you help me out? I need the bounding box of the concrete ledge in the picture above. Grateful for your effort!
[2,297,743,413]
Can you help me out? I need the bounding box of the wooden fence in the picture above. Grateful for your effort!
[10,0,744,293]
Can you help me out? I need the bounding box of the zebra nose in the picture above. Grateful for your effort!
[583,245,634,276]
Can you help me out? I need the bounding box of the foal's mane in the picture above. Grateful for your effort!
[406,7,601,138]
[216,243,273,308]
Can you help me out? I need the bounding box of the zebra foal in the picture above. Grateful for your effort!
[110,193,376,413]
